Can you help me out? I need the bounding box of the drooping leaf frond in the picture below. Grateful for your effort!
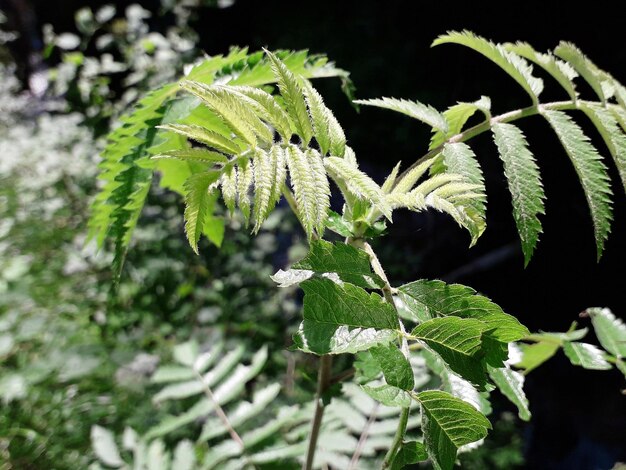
[236,158,253,224]
[542,110,613,259]
[354,97,449,132]
[506,42,578,101]
[554,42,611,103]
[220,166,237,216]
[286,145,323,238]
[433,30,544,103]
[157,123,243,154]
[579,102,626,194]
[228,85,293,140]
[152,148,230,164]
[492,122,545,265]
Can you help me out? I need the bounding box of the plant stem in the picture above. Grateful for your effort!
[381,407,410,469]
[303,354,333,470]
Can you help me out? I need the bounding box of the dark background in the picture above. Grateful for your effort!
[6,0,626,468]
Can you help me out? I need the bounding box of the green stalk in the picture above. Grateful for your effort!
[303,354,333,470]
[382,407,410,468]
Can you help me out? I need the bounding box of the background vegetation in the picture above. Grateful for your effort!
[1,1,625,469]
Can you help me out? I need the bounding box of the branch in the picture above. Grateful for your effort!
[303,354,333,470]
[381,407,410,468]
[348,402,380,470]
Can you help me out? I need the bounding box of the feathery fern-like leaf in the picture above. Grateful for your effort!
[354,97,448,132]
[220,166,237,216]
[152,148,229,165]
[429,96,491,150]
[306,149,332,235]
[183,172,221,254]
[492,122,545,265]
[325,156,393,220]
[286,145,319,237]
[264,50,314,144]
[302,80,346,156]
[252,149,274,232]
[236,158,253,224]
[433,30,543,103]
[579,102,626,194]
[554,42,609,103]
[506,42,578,101]
[228,85,293,140]
[157,123,243,154]
[542,110,613,259]
[382,162,402,193]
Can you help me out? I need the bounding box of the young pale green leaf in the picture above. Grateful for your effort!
[438,143,486,217]
[391,441,429,470]
[183,172,221,254]
[181,81,272,146]
[91,426,124,468]
[157,124,243,155]
[391,156,438,195]
[285,145,320,238]
[513,341,560,374]
[542,110,613,259]
[433,30,543,102]
[487,365,530,421]
[554,42,608,103]
[264,49,314,144]
[252,149,274,232]
[354,97,448,132]
[506,42,577,100]
[325,156,392,219]
[236,158,253,224]
[301,277,399,330]
[306,149,332,234]
[302,80,346,156]
[616,359,626,378]
[587,308,626,358]
[429,96,491,150]
[220,166,237,215]
[399,280,529,342]
[492,122,545,265]
[229,85,293,139]
[382,162,402,193]
[371,344,414,390]
[417,390,491,470]
[579,102,626,195]
[152,148,229,165]
[563,342,612,370]
[294,322,396,355]
[172,441,195,470]
[412,317,487,388]
[524,327,588,343]
[361,384,412,407]
[293,239,383,289]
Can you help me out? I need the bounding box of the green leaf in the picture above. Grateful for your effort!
[433,30,543,102]
[301,277,399,330]
[229,85,293,140]
[236,158,253,224]
[399,280,529,342]
[286,145,323,237]
[302,80,346,156]
[417,390,491,470]
[252,148,276,232]
[563,342,612,370]
[492,122,545,265]
[587,308,626,358]
[325,156,392,219]
[391,441,429,470]
[293,322,396,355]
[91,425,124,468]
[151,148,229,164]
[371,344,414,390]
[157,123,243,155]
[361,384,412,407]
[579,102,626,196]
[412,317,487,388]
[429,96,491,150]
[513,341,559,373]
[172,441,195,470]
[355,97,448,132]
[487,365,531,421]
[183,172,221,254]
[422,349,492,416]
[506,42,578,100]
[306,149,332,235]
[542,110,613,259]
[555,42,608,103]
[432,142,486,244]
[264,49,313,144]
[292,239,383,289]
